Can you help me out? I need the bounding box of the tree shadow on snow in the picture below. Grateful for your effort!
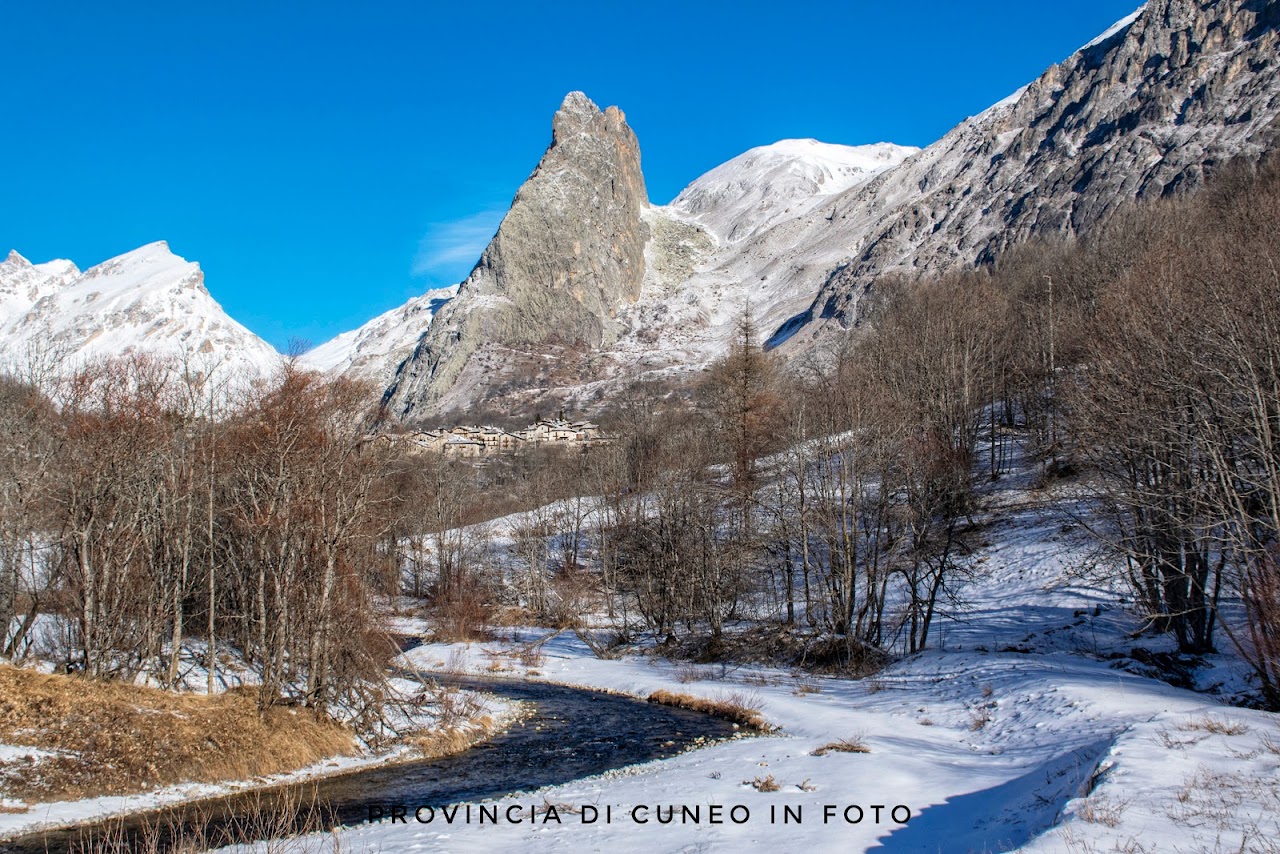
[867,738,1113,854]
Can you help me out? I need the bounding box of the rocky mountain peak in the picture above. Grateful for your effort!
[309,2,1280,418]
[552,91,635,149]
[1,249,78,309]
[0,242,280,385]
[383,91,651,417]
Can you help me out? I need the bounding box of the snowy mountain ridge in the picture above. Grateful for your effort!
[0,250,80,319]
[0,242,282,385]
[9,0,1279,418]
[670,139,921,244]
[334,0,1280,418]
[297,284,458,384]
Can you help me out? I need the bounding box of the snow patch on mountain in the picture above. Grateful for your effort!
[0,251,80,319]
[671,139,920,244]
[1080,6,1144,51]
[299,284,458,385]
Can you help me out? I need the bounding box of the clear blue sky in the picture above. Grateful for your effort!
[1,1,1140,352]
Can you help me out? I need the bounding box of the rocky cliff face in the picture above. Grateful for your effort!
[382,92,650,417]
[801,0,1280,329]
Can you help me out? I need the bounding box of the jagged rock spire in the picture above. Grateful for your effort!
[385,91,650,417]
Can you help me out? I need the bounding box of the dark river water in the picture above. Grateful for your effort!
[0,675,739,853]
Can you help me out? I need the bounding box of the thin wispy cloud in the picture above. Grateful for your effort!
[412,209,506,281]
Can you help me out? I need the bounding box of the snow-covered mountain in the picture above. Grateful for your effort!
[17,0,1276,417]
[671,139,919,244]
[0,242,282,384]
[0,251,80,319]
[793,0,1280,330]
[297,284,457,385]
[333,0,1279,419]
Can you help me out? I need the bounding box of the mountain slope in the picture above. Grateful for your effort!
[306,0,1280,419]
[671,139,921,244]
[0,242,282,384]
[796,0,1280,331]
[297,284,458,385]
[0,251,80,320]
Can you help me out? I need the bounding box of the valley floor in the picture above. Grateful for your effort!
[0,676,509,845]
[5,441,1276,853]
[293,448,1279,854]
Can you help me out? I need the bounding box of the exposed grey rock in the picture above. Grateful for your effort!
[801,0,1280,330]
[384,91,650,417]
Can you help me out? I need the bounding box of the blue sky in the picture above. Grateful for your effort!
[1,1,1140,351]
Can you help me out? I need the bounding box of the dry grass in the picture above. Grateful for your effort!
[406,723,493,760]
[1156,727,1205,750]
[863,675,888,694]
[1176,714,1250,736]
[1076,795,1127,827]
[813,736,870,755]
[1060,826,1154,854]
[792,678,822,696]
[969,702,995,731]
[444,646,469,674]
[516,645,545,669]
[0,664,354,803]
[646,689,770,731]
[745,774,780,792]
[404,686,497,759]
[673,664,712,684]
[64,785,367,854]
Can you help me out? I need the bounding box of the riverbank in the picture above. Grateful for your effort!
[0,675,511,845]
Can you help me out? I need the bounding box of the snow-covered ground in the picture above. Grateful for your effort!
[4,437,1274,852]
[264,442,1278,853]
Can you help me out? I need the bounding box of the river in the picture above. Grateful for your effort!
[0,675,739,853]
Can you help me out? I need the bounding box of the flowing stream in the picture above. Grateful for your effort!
[0,674,739,853]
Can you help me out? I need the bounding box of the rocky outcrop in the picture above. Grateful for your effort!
[297,284,457,386]
[383,92,650,417]
[0,250,79,318]
[800,0,1280,329]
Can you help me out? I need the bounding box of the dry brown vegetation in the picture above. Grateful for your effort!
[62,785,364,854]
[406,719,496,760]
[0,664,354,802]
[645,689,769,731]
[812,737,870,755]
[745,774,781,792]
[1075,795,1128,828]
[1175,715,1250,736]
